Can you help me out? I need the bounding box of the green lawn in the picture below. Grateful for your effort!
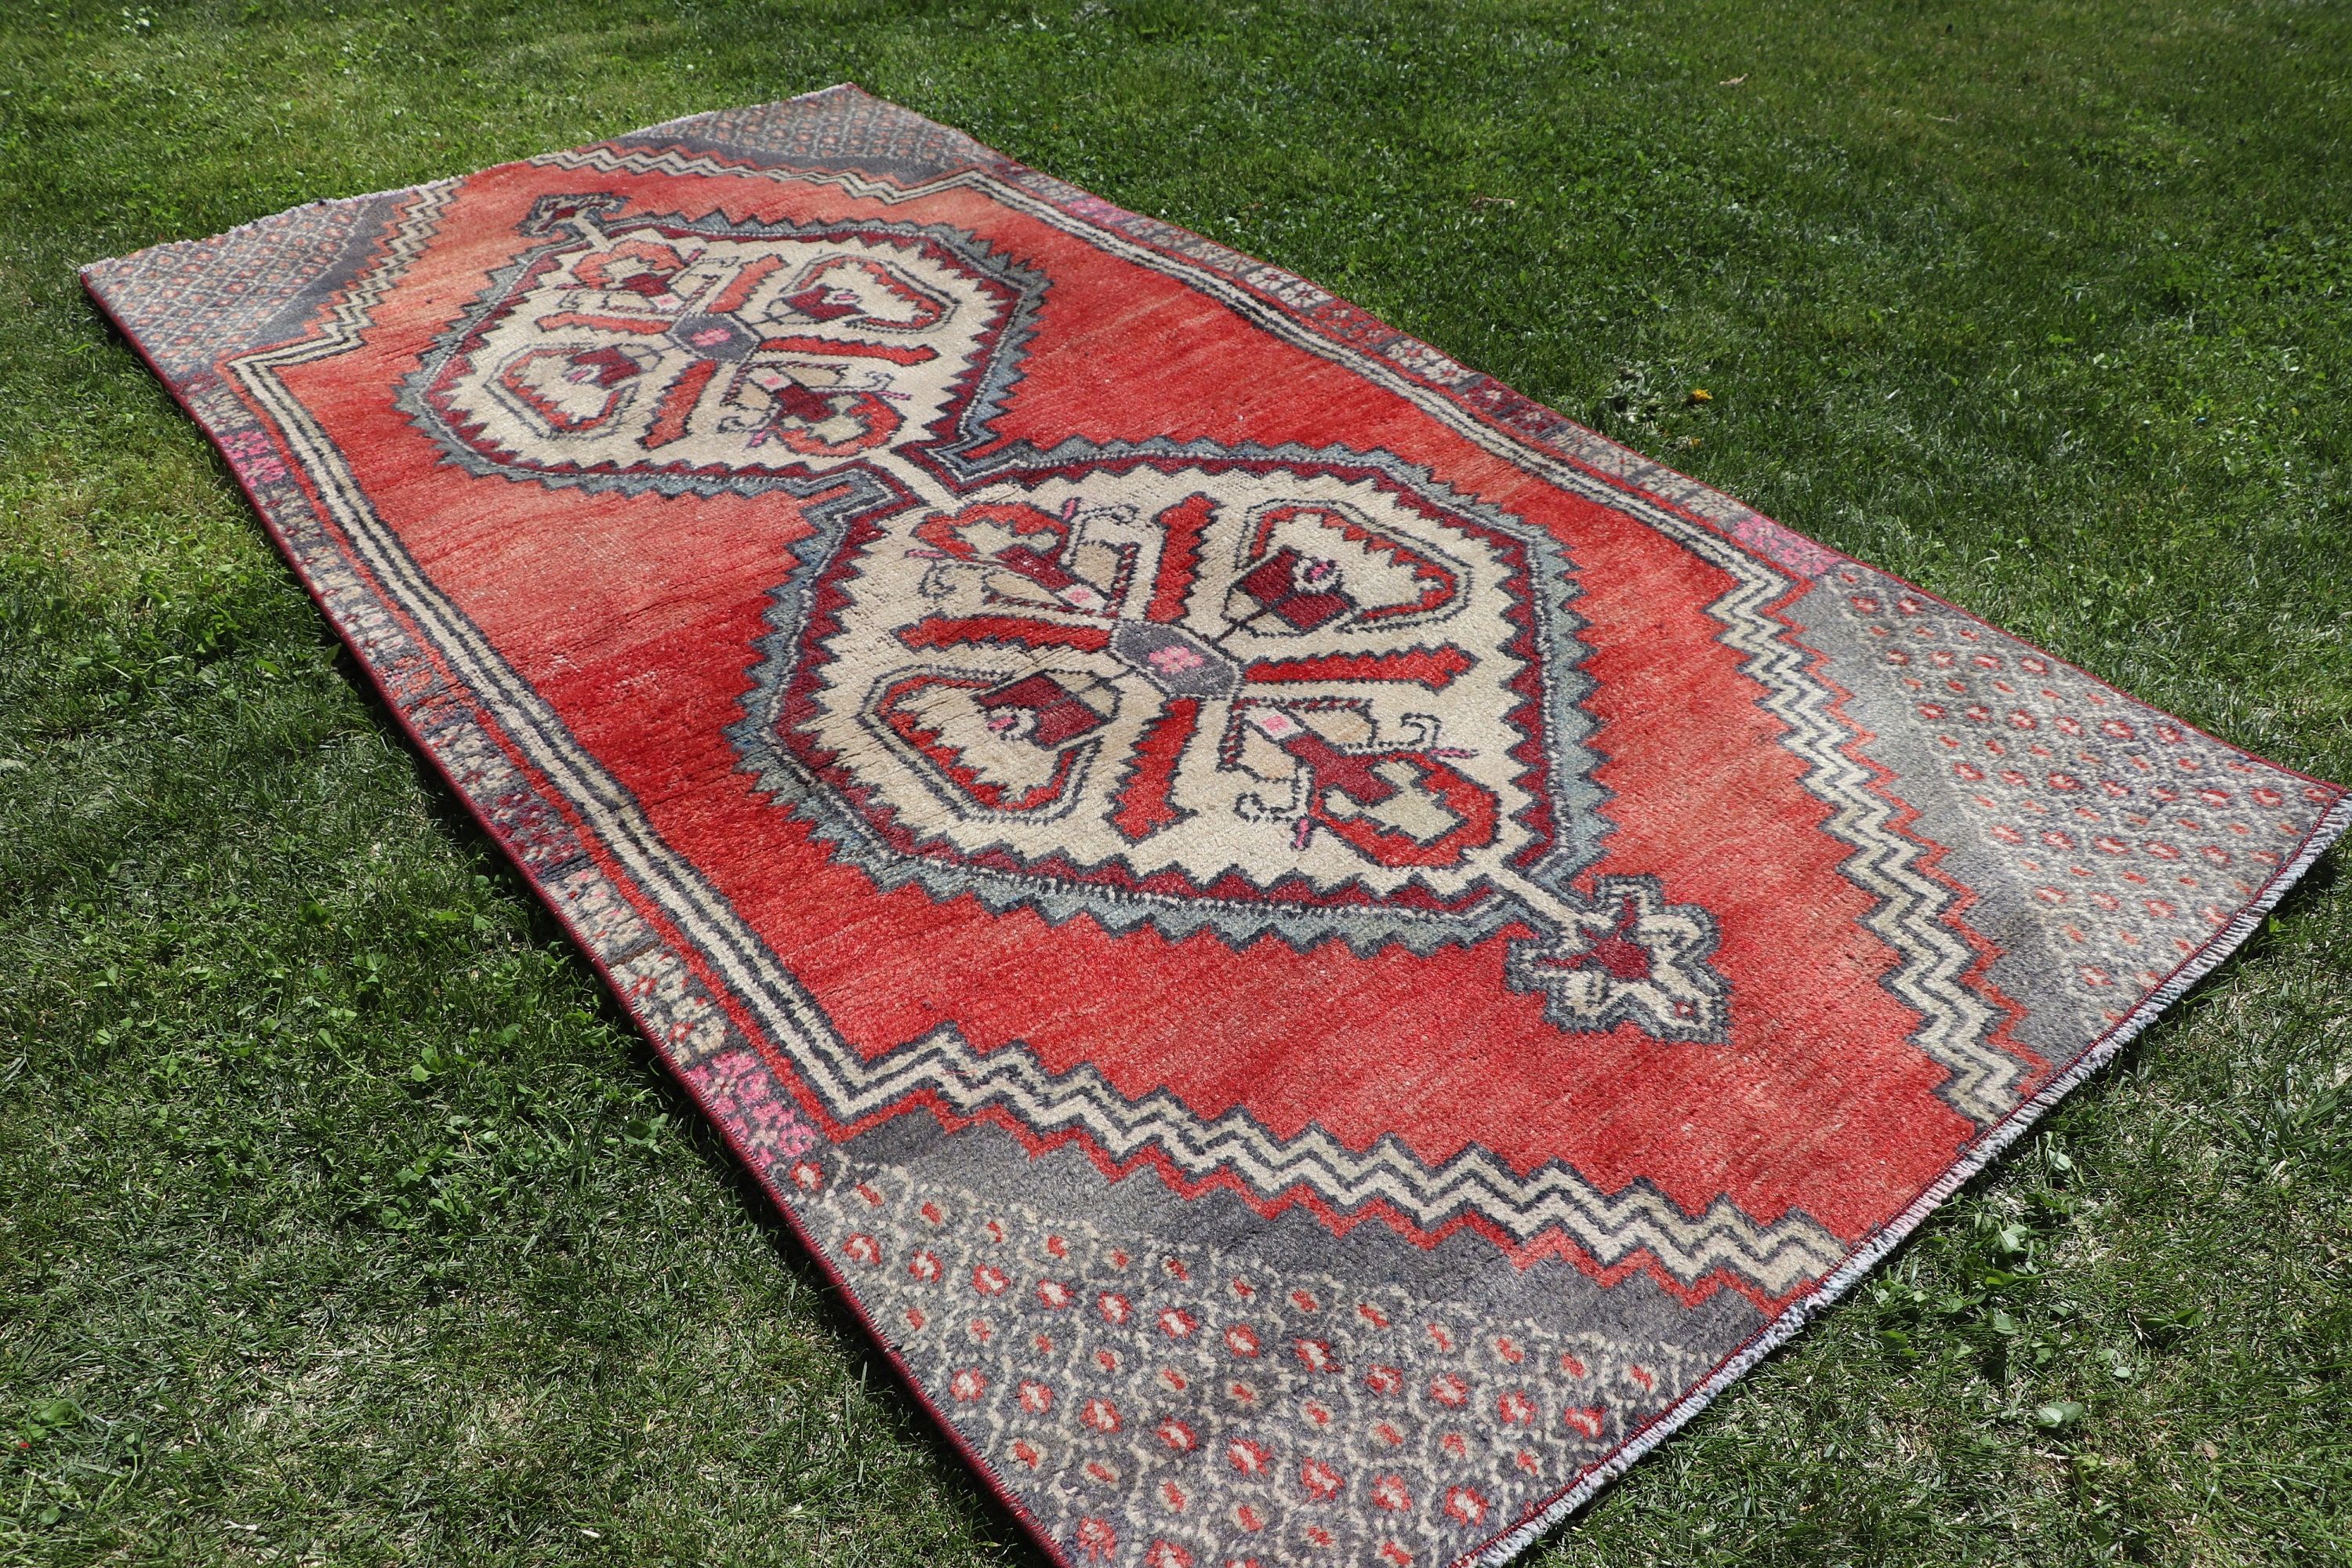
[2,2,2347,1563]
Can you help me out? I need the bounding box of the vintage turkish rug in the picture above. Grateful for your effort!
[86,85,2347,1568]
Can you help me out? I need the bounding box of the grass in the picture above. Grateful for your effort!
[1,0,2347,1563]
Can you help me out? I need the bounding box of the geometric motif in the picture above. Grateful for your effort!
[401,193,1038,495]
[749,459,1726,1047]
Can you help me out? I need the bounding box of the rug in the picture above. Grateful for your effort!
[83,85,2347,1568]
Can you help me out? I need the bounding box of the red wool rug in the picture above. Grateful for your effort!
[86,85,2347,1568]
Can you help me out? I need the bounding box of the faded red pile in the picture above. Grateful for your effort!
[85,85,2346,1568]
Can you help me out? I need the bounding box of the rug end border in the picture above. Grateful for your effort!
[1460,787,2350,1566]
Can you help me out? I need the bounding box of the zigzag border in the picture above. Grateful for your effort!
[728,447,1624,960]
